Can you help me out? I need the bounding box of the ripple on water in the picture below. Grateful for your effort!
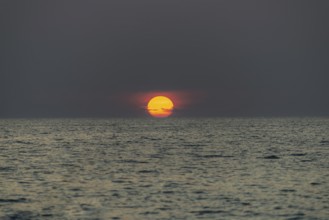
[0,118,328,219]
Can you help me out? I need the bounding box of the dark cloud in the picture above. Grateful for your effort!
[1,0,329,117]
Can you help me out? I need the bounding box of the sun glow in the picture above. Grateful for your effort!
[147,96,174,118]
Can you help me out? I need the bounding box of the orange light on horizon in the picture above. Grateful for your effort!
[147,96,174,118]
[119,90,205,117]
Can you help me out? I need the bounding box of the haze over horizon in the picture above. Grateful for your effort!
[1,1,329,118]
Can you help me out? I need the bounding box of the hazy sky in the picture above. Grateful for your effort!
[1,0,329,117]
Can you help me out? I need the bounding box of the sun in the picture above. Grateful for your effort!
[147,96,174,118]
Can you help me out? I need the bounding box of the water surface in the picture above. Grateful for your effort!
[0,118,328,219]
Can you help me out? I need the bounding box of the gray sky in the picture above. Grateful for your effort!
[1,0,329,117]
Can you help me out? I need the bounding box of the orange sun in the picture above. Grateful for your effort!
[147,96,174,118]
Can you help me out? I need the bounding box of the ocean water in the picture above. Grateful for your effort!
[0,118,328,220]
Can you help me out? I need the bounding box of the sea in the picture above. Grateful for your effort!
[0,118,328,220]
